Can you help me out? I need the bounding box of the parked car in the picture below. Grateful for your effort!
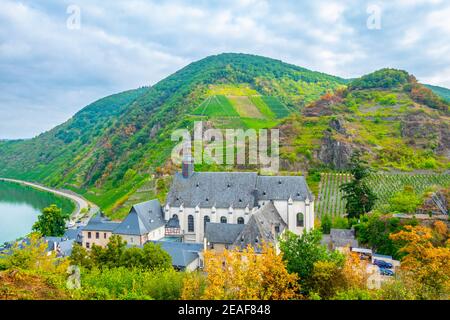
[373,259,393,269]
[379,268,394,276]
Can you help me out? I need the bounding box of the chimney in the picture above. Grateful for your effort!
[182,154,194,178]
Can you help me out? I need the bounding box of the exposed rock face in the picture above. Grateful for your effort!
[329,117,347,134]
[149,123,161,139]
[316,118,354,169]
[417,188,449,216]
[400,112,450,156]
[317,132,353,169]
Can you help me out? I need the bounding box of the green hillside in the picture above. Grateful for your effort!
[0,57,448,219]
[426,84,450,102]
[0,53,346,218]
[279,68,449,173]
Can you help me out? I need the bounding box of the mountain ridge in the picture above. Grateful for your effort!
[0,53,448,218]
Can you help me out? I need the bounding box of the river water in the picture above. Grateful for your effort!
[0,180,74,244]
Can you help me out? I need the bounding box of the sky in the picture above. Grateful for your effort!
[1,0,449,139]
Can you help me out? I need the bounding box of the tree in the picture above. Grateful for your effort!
[0,233,68,273]
[340,151,377,218]
[308,251,369,299]
[32,205,68,237]
[140,242,172,271]
[389,224,450,299]
[388,185,422,213]
[320,214,332,234]
[182,244,300,300]
[279,229,344,292]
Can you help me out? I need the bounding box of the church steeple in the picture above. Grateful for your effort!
[182,154,194,178]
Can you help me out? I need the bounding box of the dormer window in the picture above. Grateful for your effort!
[263,191,266,195]
[278,180,282,185]
[239,199,242,203]
[227,184,231,188]
[205,198,209,202]
[297,192,300,196]
[196,183,199,188]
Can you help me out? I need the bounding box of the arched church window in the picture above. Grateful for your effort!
[220,216,227,224]
[172,214,178,219]
[188,215,194,232]
[237,217,244,224]
[204,215,210,226]
[296,212,304,227]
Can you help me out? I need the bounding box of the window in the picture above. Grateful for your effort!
[86,242,90,249]
[204,216,210,226]
[237,217,244,224]
[220,216,227,224]
[296,212,304,227]
[96,232,99,239]
[87,232,91,239]
[104,233,107,239]
[188,215,195,232]
[173,214,178,219]
[275,225,280,233]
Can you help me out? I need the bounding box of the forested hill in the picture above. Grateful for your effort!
[0,53,346,216]
[0,54,448,218]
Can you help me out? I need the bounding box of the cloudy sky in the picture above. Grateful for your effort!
[1,0,449,139]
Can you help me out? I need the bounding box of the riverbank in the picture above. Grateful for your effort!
[0,178,99,225]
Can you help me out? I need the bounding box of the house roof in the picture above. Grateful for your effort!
[234,201,287,250]
[166,171,313,209]
[204,222,245,244]
[64,227,83,241]
[149,241,203,268]
[330,228,358,248]
[166,172,258,209]
[330,228,355,239]
[256,176,313,201]
[82,213,120,232]
[114,200,165,236]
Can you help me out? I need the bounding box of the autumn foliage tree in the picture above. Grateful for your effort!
[181,244,300,300]
[389,223,450,299]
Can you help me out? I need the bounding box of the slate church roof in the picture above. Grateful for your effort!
[204,223,245,245]
[166,171,313,209]
[114,200,165,236]
[167,172,258,209]
[234,202,287,250]
[256,176,313,201]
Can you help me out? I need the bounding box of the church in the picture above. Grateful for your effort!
[81,156,315,254]
[164,156,315,244]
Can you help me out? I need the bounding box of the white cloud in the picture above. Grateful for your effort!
[0,0,449,139]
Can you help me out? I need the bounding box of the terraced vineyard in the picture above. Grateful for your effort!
[316,172,450,218]
[192,95,239,116]
[316,173,352,218]
[261,96,290,118]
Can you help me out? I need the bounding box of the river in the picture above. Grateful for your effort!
[0,180,75,244]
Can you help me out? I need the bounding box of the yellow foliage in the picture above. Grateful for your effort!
[390,224,450,299]
[182,243,300,300]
